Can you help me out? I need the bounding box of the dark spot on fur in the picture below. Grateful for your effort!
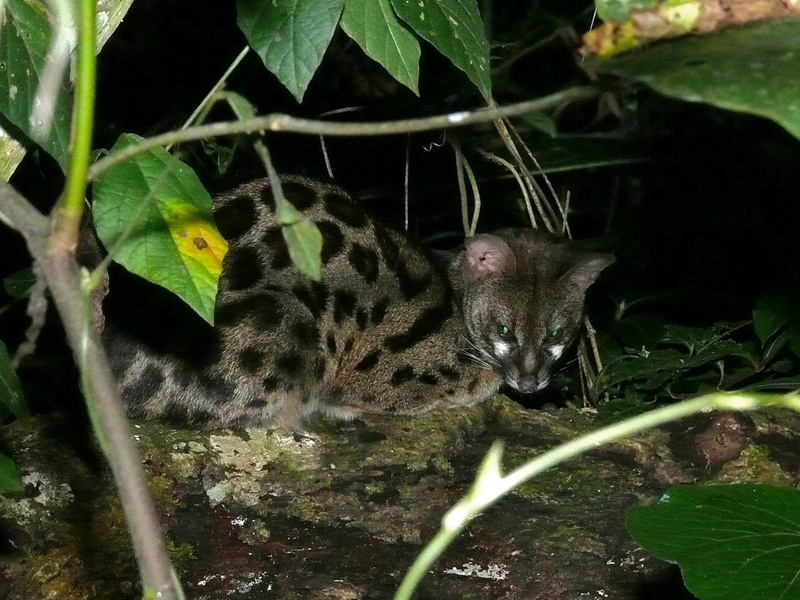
[317,221,346,264]
[238,347,265,374]
[438,366,460,381]
[370,297,390,325]
[326,332,337,354]
[171,363,195,390]
[333,290,357,323]
[342,337,354,355]
[361,394,378,407]
[277,353,303,376]
[385,301,453,352]
[162,401,191,424]
[259,185,277,209]
[327,386,344,405]
[314,356,327,378]
[418,373,438,385]
[291,321,319,347]
[355,308,368,330]
[349,243,380,283]
[324,194,369,228]
[197,371,237,404]
[293,282,329,318]
[163,402,217,425]
[355,349,382,371]
[214,194,256,241]
[374,225,400,267]
[217,294,284,330]
[224,245,263,290]
[390,366,415,386]
[263,376,281,392]
[282,181,319,210]
[124,364,165,405]
[261,228,291,270]
[175,327,223,373]
[104,330,140,377]
[395,261,433,300]
[466,377,480,393]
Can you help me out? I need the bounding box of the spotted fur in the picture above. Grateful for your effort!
[106,176,613,428]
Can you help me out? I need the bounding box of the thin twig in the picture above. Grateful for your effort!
[88,87,599,182]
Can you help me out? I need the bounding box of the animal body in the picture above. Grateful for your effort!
[106,176,614,428]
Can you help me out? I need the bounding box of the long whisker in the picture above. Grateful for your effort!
[458,335,499,370]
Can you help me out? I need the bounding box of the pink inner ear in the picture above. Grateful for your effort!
[566,255,615,290]
[466,235,515,279]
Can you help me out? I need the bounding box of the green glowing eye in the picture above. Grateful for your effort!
[548,329,560,339]
[497,324,512,337]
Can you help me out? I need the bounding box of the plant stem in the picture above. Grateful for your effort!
[52,0,96,247]
[88,86,599,182]
[394,392,800,600]
[46,1,181,597]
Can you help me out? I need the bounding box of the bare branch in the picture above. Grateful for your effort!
[0,179,178,598]
[88,86,599,182]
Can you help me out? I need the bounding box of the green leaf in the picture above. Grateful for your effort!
[92,134,227,325]
[269,181,322,280]
[753,288,795,347]
[283,218,322,281]
[520,111,558,138]
[627,484,800,600]
[0,453,23,495]
[662,321,750,353]
[341,0,420,95]
[224,91,258,120]
[591,21,800,141]
[3,268,35,299]
[0,339,28,420]
[391,0,491,101]
[0,0,72,169]
[237,0,345,103]
[754,287,800,359]
[597,339,758,393]
[789,319,800,360]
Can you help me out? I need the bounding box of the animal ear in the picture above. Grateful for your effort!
[465,234,516,280]
[564,253,615,291]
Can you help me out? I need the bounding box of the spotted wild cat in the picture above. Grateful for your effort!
[105,176,614,428]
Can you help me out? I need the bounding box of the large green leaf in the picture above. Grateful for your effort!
[92,134,227,324]
[592,21,800,140]
[627,484,800,600]
[0,339,27,420]
[0,0,72,170]
[390,0,491,101]
[0,453,23,495]
[341,0,420,95]
[237,0,345,103]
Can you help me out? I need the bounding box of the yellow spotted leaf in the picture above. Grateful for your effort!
[93,134,226,324]
[160,200,227,282]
